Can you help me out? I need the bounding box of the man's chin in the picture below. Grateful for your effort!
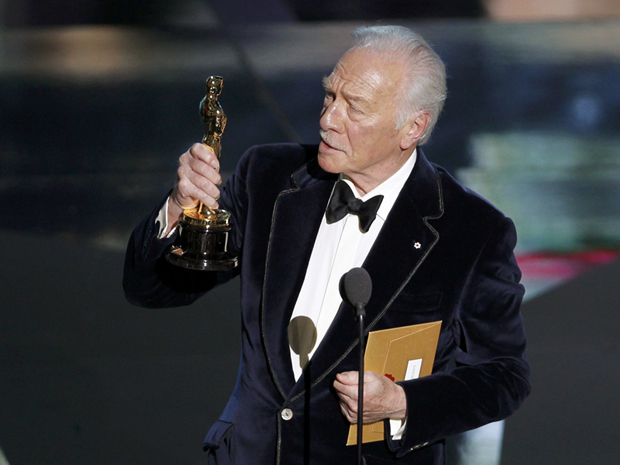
[317,151,341,174]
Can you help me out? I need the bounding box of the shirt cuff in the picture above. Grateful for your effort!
[389,418,407,440]
[155,197,178,239]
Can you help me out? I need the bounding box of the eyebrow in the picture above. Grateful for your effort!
[322,75,371,107]
[343,90,368,105]
[322,75,332,91]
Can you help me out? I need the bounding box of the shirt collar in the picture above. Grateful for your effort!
[340,149,417,221]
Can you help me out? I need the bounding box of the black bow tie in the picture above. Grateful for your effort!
[325,180,384,233]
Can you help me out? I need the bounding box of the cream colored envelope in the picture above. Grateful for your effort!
[346,320,442,445]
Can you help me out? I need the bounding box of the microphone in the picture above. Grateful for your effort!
[339,267,372,318]
[339,267,372,465]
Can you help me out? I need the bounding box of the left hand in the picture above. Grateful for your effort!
[333,371,407,424]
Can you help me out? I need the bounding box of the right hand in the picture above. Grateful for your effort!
[168,143,223,227]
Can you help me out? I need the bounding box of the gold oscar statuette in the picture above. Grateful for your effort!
[165,76,238,271]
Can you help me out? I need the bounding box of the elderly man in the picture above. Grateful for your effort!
[124,25,530,465]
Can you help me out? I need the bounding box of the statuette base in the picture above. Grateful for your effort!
[165,208,238,271]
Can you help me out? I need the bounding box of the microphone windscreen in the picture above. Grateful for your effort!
[339,267,372,307]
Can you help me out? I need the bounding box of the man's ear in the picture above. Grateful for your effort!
[399,111,431,150]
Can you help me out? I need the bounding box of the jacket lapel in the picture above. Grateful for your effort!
[362,149,444,332]
[260,159,337,398]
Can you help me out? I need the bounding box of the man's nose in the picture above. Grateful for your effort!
[320,101,341,131]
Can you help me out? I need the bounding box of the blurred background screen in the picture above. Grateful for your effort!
[1,1,620,464]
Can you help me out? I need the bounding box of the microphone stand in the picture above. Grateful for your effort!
[356,302,366,465]
[339,267,372,465]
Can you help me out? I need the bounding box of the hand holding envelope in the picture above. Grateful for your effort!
[346,320,442,445]
[334,370,407,424]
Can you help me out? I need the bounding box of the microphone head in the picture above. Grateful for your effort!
[339,267,372,308]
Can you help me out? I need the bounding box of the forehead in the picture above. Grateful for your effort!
[324,48,405,100]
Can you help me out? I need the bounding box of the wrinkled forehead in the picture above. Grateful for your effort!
[324,47,405,97]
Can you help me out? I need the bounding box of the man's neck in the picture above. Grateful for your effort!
[348,147,417,196]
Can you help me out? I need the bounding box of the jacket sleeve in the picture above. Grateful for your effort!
[390,216,530,457]
[122,152,250,309]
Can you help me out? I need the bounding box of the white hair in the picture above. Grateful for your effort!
[350,25,447,145]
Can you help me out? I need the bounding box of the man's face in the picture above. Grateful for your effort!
[317,48,413,190]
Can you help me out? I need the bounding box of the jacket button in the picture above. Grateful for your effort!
[281,408,293,421]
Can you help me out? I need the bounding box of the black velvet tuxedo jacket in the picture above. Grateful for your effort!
[124,143,530,465]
